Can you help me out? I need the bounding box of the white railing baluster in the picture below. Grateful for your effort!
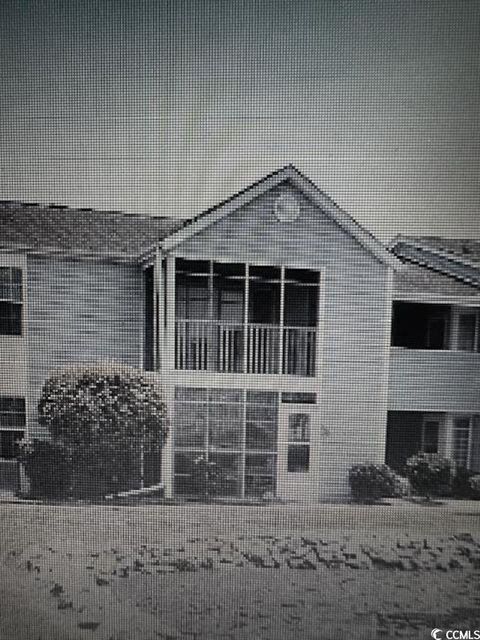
[174,320,315,376]
[224,326,229,372]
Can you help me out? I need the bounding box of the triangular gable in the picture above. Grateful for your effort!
[161,165,401,269]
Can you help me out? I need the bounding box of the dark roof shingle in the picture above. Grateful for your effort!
[392,235,480,289]
[0,201,183,259]
[399,236,480,266]
[394,262,480,299]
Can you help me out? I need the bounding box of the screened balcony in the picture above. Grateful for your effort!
[174,259,318,377]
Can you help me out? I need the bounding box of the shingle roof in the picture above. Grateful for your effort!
[1,166,402,269]
[403,236,480,266]
[0,201,183,260]
[394,262,480,300]
[391,235,480,299]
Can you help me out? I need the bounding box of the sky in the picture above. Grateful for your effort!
[1,0,479,241]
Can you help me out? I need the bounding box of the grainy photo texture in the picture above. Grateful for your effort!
[0,1,479,639]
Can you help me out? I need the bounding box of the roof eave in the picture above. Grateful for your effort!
[390,235,480,271]
[0,243,140,264]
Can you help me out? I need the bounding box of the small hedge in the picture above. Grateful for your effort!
[348,463,400,503]
[469,474,480,498]
[18,439,71,499]
[451,467,480,500]
[405,453,452,500]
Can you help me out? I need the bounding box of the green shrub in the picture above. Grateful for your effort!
[451,466,475,499]
[348,463,399,503]
[36,363,168,499]
[405,453,452,500]
[468,474,480,499]
[18,439,71,499]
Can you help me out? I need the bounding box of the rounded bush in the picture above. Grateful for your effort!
[35,363,168,498]
[405,453,452,500]
[348,463,399,503]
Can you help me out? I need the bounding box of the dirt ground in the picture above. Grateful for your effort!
[0,499,479,640]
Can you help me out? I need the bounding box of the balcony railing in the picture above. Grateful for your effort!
[175,319,316,376]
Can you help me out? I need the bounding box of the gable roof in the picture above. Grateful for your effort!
[391,235,480,288]
[160,165,401,269]
[0,201,183,261]
[0,167,404,268]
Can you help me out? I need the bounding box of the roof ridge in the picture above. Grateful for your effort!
[0,199,178,222]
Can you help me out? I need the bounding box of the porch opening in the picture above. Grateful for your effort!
[173,387,278,498]
[391,302,451,350]
[174,259,318,376]
[391,302,480,352]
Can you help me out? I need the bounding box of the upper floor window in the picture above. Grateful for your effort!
[0,267,22,336]
[455,309,480,352]
[391,302,450,350]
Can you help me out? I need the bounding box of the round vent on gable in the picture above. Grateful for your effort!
[273,193,300,222]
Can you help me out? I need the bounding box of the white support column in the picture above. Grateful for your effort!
[155,248,164,372]
[152,256,158,372]
[240,390,246,498]
[162,254,176,497]
[165,254,176,372]
[161,381,175,498]
[243,264,249,373]
[278,266,285,375]
[207,260,214,371]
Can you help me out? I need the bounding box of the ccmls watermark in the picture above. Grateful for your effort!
[431,630,480,639]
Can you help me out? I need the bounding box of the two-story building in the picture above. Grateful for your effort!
[1,166,479,500]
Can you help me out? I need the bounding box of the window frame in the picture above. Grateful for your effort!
[173,387,280,497]
[453,415,473,470]
[0,396,26,460]
[453,308,480,352]
[420,415,440,454]
[287,411,311,473]
[0,267,23,336]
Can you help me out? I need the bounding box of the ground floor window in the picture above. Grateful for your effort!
[173,387,278,497]
[453,417,472,469]
[386,411,480,473]
[0,430,24,459]
[385,411,443,472]
[421,417,440,454]
[0,397,25,459]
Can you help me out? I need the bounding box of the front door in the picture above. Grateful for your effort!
[277,404,316,500]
